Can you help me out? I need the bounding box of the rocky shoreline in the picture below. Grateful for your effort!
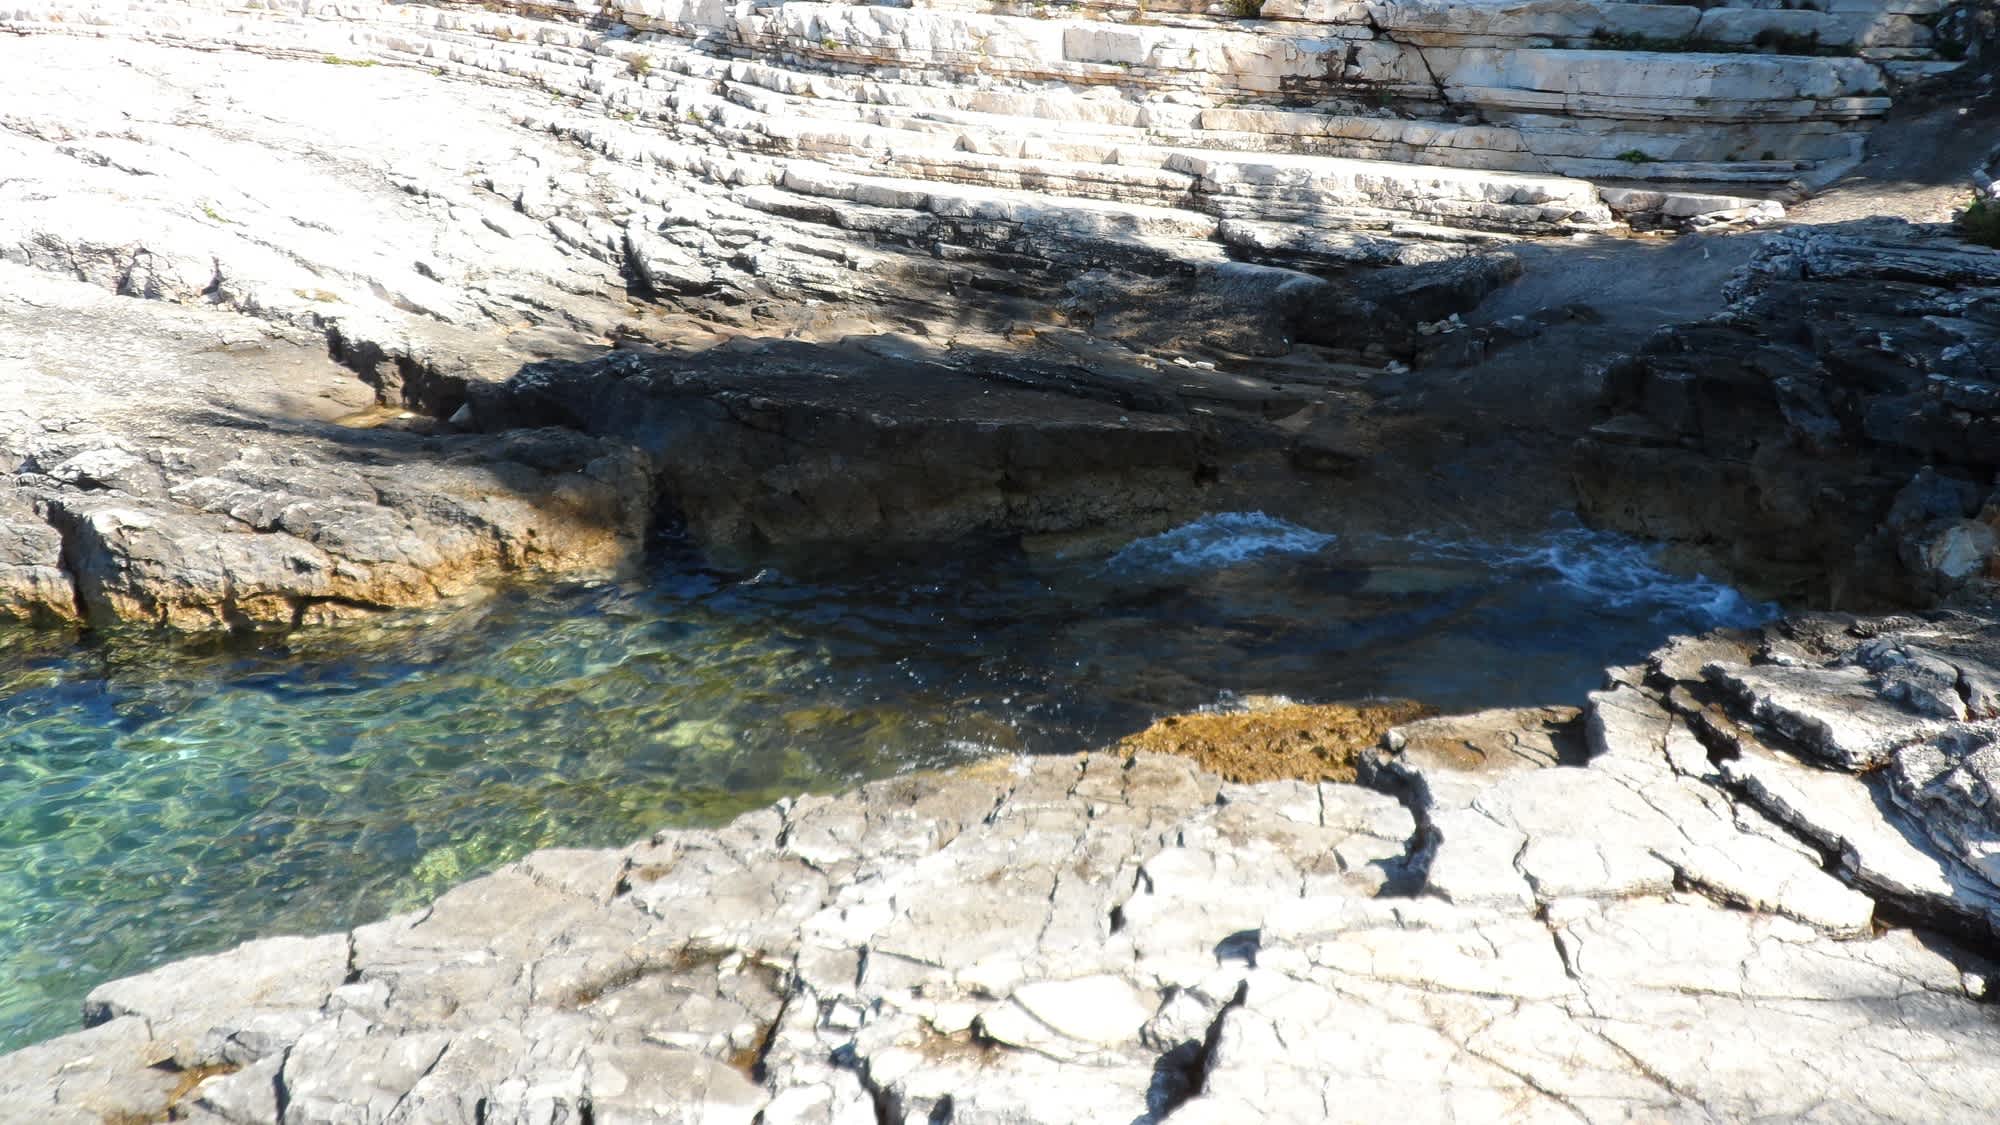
[11,616,2000,1122]
[6,0,2000,1118]
[0,0,1989,628]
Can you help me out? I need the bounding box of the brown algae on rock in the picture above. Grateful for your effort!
[1114,697,1432,783]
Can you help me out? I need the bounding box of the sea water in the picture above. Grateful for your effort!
[0,515,1770,1050]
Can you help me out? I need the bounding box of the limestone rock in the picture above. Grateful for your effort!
[1705,660,1948,769]
[0,0,1959,627]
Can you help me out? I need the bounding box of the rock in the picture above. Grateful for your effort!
[82,933,350,1068]
[0,0,1963,628]
[1891,727,2000,892]
[622,224,717,296]
[0,1016,180,1124]
[1723,728,2000,939]
[1705,660,1947,769]
[0,497,77,625]
[1853,635,1975,719]
[1577,221,2000,605]
[1659,614,2000,944]
[0,0,1993,1117]
[475,341,1216,565]
[984,975,1155,1054]
[0,263,654,631]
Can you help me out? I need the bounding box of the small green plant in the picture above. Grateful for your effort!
[1961,196,2000,249]
[627,52,652,77]
[321,53,378,66]
[821,34,840,50]
[1227,0,1262,16]
[1614,149,1660,164]
[200,202,235,224]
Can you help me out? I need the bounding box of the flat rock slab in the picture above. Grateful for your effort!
[1707,660,1947,770]
[1679,614,2000,945]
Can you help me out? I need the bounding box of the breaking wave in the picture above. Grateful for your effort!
[1104,512,1338,574]
[1407,522,1776,630]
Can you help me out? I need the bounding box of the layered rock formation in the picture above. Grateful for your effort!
[1579,218,2000,607]
[10,619,2000,1122]
[0,265,653,628]
[0,0,1969,626]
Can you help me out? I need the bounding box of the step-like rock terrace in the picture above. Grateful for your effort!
[0,0,1966,628]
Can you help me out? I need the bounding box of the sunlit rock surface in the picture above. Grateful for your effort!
[2,0,1999,1118]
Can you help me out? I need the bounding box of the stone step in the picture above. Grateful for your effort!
[1598,185,1788,228]
[6,0,1905,181]
[3,0,1915,242]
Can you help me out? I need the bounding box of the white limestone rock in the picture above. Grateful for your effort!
[1706,659,1947,769]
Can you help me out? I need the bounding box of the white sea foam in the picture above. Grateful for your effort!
[1407,523,1776,629]
[1105,512,1337,574]
[1109,513,1774,630]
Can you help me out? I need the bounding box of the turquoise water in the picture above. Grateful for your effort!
[0,516,1770,1051]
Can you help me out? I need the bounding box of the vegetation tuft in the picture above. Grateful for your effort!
[1962,196,2000,249]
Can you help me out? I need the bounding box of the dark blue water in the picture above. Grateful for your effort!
[0,514,1770,1051]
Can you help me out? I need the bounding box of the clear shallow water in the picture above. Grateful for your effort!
[0,515,1771,1051]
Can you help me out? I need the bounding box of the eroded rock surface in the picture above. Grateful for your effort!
[11,618,2000,1122]
[0,0,1972,627]
[1579,217,2000,606]
[0,265,653,629]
